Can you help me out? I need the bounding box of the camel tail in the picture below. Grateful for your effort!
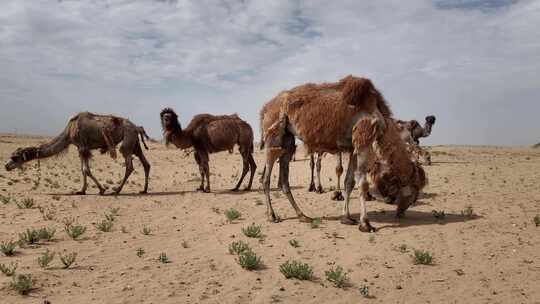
[137,127,150,150]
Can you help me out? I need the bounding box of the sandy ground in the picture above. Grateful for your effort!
[0,133,539,304]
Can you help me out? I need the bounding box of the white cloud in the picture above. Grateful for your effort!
[0,0,539,145]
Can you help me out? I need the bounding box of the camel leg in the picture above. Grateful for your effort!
[315,152,324,193]
[232,150,249,192]
[341,154,358,225]
[332,152,345,201]
[134,144,150,194]
[82,157,106,195]
[308,154,316,192]
[263,147,281,223]
[355,150,376,232]
[280,134,312,223]
[194,151,205,192]
[76,156,88,195]
[113,153,134,195]
[198,150,211,193]
[259,165,266,187]
[244,153,257,191]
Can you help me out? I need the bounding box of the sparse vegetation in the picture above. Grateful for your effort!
[18,228,40,245]
[279,260,313,280]
[311,218,322,229]
[38,227,56,241]
[432,210,446,221]
[229,240,251,255]
[237,250,262,270]
[225,208,241,223]
[242,223,262,238]
[65,224,86,240]
[158,252,169,263]
[10,274,34,295]
[16,198,35,209]
[38,207,56,221]
[37,249,55,269]
[141,226,151,235]
[325,265,349,288]
[398,244,408,253]
[0,262,17,276]
[95,219,114,232]
[0,194,12,204]
[60,252,77,269]
[136,248,145,258]
[359,285,370,298]
[289,239,300,248]
[1,240,17,256]
[413,249,434,265]
[534,215,540,227]
[461,205,476,219]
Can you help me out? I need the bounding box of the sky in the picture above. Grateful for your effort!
[0,0,539,146]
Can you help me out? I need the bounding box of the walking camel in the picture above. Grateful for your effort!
[4,112,151,195]
[261,75,427,232]
[160,108,256,193]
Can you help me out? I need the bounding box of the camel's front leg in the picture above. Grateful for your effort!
[263,148,281,223]
[315,152,324,193]
[194,151,205,192]
[82,156,106,195]
[76,156,88,195]
[308,154,316,192]
[355,150,376,232]
[113,154,133,195]
[332,152,345,201]
[341,154,358,225]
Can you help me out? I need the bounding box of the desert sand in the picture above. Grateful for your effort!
[1,133,539,304]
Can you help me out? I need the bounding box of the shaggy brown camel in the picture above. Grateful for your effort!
[4,112,151,195]
[160,108,256,192]
[259,100,344,200]
[261,75,426,232]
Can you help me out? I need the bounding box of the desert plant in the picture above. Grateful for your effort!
[104,213,115,222]
[461,205,476,219]
[65,224,86,240]
[16,198,35,209]
[18,229,40,245]
[136,248,145,258]
[534,215,540,227]
[62,217,76,227]
[0,194,11,204]
[95,219,113,232]
[225,208,241,223]
[237,250,262,270]
[289,239,300,248]
[279,260,313,280]
[38,207,56,221]
[1,240,17,256]
[37,249,55,269]
[359,285,370,298]
[141,226,151,236]
[108,207,120,216]
[229,240,251,255]
[413,249,434,265]
[60,252,77,269]
[10,274,34,295]
[38,227,56,241]
[398,244,408,253]
[158,252,169,263]
[0,262,17,276]
[432,210,446,221]
[311,218,322,229]
[242,223,262,238]
[325,265,349,288]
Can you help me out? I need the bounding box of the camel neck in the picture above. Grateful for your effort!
[169,129,193,149]
[36,131,71,159]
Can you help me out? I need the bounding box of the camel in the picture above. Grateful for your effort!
[4,112,151,195]
[160,108,256,193]
[260,100,345,200]
[261,75,427,232]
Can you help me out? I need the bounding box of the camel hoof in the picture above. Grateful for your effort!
[203,188,211,193]
[268,215,281,223]
[75,191,86,195]
[243,187,252,192]
[308,184,316,192]
[99,189,106,195]
[359,221,376,233]
[340,216,357,225]
[316,186,325,194]
[139,190,148,194]
[231,188,239,192]
[298,215,313,223]
[331,191,344,201]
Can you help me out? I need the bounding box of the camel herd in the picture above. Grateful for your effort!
[4,75,435,232]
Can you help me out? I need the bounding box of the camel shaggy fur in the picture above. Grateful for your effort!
[160,108,256,192]
[261,75,426,232]
[4,112,151,195]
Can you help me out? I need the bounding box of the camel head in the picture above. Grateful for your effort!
[160,108,182,144]
[5,147,38,171]
[396,162,428,217]
[425,115,436,125]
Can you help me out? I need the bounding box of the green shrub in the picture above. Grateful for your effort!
[289,239,300,248]
[95,219,113,232]
[237,250,262,270]
[225,208,241,223]
[310,218,322,229]
[0,262,17,276]
[413,249,434,265]
[359,285,370,298]
[158,252,169,264]
[141,226,151,236]
[38,227,56,241]
[19,229,40,245]
[37,249,55,269]
[242,223,262,238]
[534,215,540,227]
[65,224,86,240]
[10,274,34,295]
[1,240,17,256]
[325,266,349,288]
[279,260,313,280]
[136,248,145,258]
[229,241,251,255]
[60,252,77,269]
[461,205,476,219]
[16,198,35,209]
[0,194,12,204]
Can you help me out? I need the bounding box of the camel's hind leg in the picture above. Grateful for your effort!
[354,150,376,232]
[279,133,312,223]
[308,154,316,192]
[134,143,150,194]
[332,152,345,201]
[263,146,281,223]
[232,147,250,191]
[76,155,88,195]
[341,153,358,225]
[78,153,105,195]
[196,150,210,193]
[113,145,134,195]
[315,152,324,193]
[245,153,257,191]
[194,151,205,192]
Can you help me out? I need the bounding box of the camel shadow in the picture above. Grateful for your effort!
[323,209,482,230]
[46,191,196,197]
[431,161,470,165]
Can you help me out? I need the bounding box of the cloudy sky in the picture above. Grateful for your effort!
[0,0,539,145]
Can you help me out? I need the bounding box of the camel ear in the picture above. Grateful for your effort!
[341,75,373,107]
